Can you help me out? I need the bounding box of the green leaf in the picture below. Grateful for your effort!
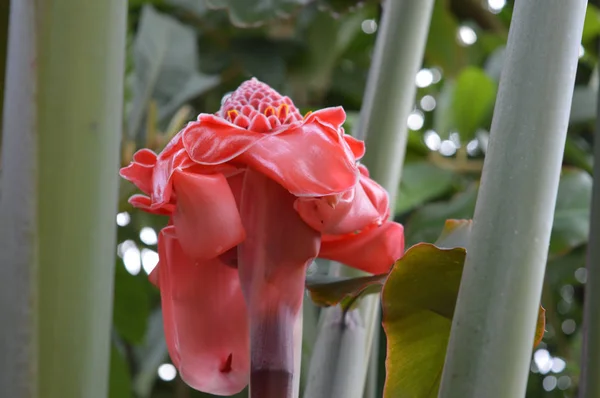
[382,224,545,397]
[435,67,497,140]
[113,264,150,344]
[305,274,387,310]
[396,162,458,214]
[381,243,466,398]
[302,8,367,92]
[405,183,479,246]
[128,5,220,139]
[582,4,600,43]
[550,168,592,255]
[206,0,311,27]
[425,0,465,77]
[109,344,133,398]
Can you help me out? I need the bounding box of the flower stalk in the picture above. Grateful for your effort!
[438,1,587,396]
[0,1,127,397]
[304,1,435,397]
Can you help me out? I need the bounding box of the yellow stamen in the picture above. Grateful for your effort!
[227,109,239,121]
[277,103,289,120]
[303,110,313,120]
[264,106,276,117]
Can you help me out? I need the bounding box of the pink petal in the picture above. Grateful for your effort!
[183,115,266,165]
[119,149,157,195]
[238,121,359,197]
[344,135,365,160]
[294,169,389,235]
[237,170,320,395]
[319,221,405,274]
[171,170,246,261]
[305,107,346,130]
[157,227,249,395]
[183,114,359,197]
[128,194,175,215]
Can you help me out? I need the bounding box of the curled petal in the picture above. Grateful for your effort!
[319,222,405,274]
[344,135,365,160]
[157,227,250,395]
[183,115,266,165]
[305,107,346,130]
[238,121,359,197]
[128,194,175,215]
[184,114,358,197]
[119,149,157,195]
[171,170,246,261]
[294,169,389,235]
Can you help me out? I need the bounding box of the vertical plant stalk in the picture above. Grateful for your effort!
[438,1,587,397]
[239,170,320,398]
[304,1,434,397]
[578,38,600,398]
[37,0,127,395]
[0,1,38,396]
[0,1,9,138]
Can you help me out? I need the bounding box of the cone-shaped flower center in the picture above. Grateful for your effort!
[219,78,303,133]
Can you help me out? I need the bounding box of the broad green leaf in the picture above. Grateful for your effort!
[582,4,600,43]
[113,264,150,344]
[109,344,133,398]
[396,162,458,214]
[564,136,593,174]
[425,0,465,77]
[305,274,387,310]
[302,8,367,92]
[405,183,479,246]
[206,0,310,27]
[382,243,466,398]
[382,239,546,397]
[550,168,592,255]
[435,67,497,140]
[129,5,220,139]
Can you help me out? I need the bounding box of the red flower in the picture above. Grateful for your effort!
[120,78,404,396]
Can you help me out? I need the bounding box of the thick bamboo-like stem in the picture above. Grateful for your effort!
[0,1,38,396]
[438,1,586,397]
[0,1,127,397]
[304,1,434,397]
[0,1,8,136]
[578,38,600,398]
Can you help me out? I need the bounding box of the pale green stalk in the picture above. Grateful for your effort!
[0,2,38,396]
[0,1,127,397]
[304,1,434,397]
[578,41,600,398]
[438,1,587,397]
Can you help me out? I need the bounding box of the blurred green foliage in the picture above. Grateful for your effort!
[110,0,600,397]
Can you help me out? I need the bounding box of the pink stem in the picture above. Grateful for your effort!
[237,170,320,398]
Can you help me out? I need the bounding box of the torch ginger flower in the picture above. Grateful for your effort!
[120,78,405,397]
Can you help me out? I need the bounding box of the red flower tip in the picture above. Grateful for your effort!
[220,78,303,132]
[220,353,234,373]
